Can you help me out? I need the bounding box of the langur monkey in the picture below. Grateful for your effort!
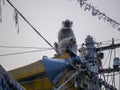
[58,19,75,42]
[54,19,77,55]
[58,37,77,54]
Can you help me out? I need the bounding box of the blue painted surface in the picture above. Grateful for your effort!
[42,56,70,83]
[0,65,25,90]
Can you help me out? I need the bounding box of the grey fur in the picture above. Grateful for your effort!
[54,19,77,55]
[58,19,75,42]
[58,28,75,42]
[58,37,77,54]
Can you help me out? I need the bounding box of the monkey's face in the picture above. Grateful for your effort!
[62,19,73,28]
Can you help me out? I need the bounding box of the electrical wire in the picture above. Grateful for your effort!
[98,39,120,47]
[100,65,107,90]
[6,0,56,51]
[104,72,120,77]
[105,48,117,89]
[119,72,120,90]
[112,72,116,89]
[106,49,112,84]
[113,49,116,89]
[102,50,111,67]
[0,49,53,56]
[101,39,120,43]
[0,45,52,49]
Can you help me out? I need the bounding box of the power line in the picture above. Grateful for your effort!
[0,44,83,50]
[104,72,120,76]
[0,49,53,57]
[0,45,52,49]
[100,39,120,43]
[5,0,56,51]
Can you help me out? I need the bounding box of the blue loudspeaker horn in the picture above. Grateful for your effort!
[42,56,71,86]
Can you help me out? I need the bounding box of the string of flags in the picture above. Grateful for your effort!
[1,0,55,50]
[13,9,19,34]
[0,0,4,22]
[0,0,19,34]
[0,0,120,33]
[77,0,120,31]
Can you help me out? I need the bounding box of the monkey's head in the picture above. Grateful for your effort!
[62,19,73,29]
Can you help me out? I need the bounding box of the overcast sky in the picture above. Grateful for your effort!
[0,0,120,71]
